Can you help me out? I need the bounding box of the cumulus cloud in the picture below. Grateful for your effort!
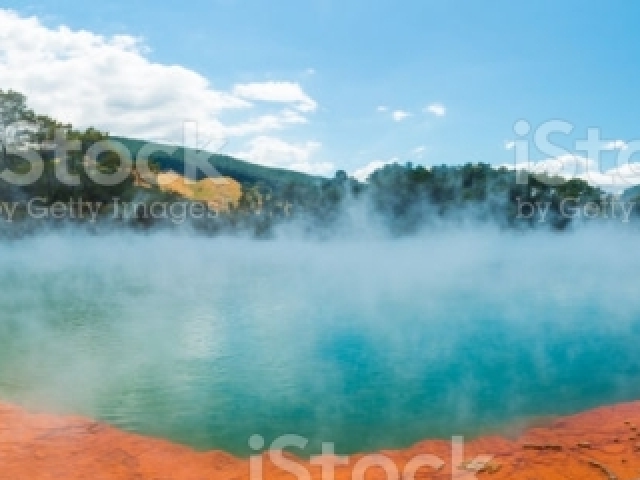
[0,9,327,172]
[504,154,597,179]
[425,103,446,117]
[232,82,317,113]
[0,10,242,141]
[392,110,411,122]
[351,158,398,182]
[502,153,640,192]
[579,163,640,191]
[231,136,333,176]
[377,106,389,112]
[222,109,308,137]
[603,140,629,151]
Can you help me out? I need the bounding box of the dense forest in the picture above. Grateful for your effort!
[1,89,636,238]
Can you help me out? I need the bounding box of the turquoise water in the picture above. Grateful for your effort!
[1,231,640,455]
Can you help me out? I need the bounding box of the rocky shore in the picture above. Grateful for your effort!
[2,401,640,479]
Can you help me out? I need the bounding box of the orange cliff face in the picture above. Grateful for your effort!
[132,169,243,212]
[3,401,640,479]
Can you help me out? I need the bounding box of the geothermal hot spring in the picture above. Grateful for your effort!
[1,229,640,456]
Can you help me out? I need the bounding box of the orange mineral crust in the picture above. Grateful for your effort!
[3,402,640,479]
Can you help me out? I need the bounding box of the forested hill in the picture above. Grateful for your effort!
[111,136,324,188]
[3,88,640,236]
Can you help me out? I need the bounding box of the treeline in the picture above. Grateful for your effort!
[227,163,612,237]
[0,148,625,237]
[1,88,635,237]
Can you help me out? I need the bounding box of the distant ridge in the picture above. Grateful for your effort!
[621,184,640,202]
[111,136,326,188]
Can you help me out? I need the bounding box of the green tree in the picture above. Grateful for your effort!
[0,89,33,127]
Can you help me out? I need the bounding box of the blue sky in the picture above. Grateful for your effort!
[2,1,640,185]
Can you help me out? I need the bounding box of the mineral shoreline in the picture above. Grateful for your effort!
[2,401,640,479]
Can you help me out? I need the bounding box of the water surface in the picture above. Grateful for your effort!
[1,230,639,455]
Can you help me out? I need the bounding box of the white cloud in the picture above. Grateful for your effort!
[425,103,446,117]
[222,109,307,137]
[603,140,629,151]
[351,158,398,182]
[504,141,516,150]
[579,163,640,191]
[392,110,411,122]
[505,154,597,179]
[501,154,640,192]
[411,146,426,157]
[0,8,324,170]
[0,10,243,141]
[232,136,333,176]
[377,106,388,112]
[232,81,317,113]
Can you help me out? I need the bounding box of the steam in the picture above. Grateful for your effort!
[1,226,640,455]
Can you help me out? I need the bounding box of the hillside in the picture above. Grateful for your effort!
[111,136,325,189]
[622,184,640,202]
